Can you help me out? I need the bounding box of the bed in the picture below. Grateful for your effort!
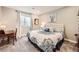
[27,23,64,52]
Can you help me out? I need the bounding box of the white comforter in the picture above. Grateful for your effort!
[28,30,63,51]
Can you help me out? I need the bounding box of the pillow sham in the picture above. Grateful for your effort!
[44,28,50,32]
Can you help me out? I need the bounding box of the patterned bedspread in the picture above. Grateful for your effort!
[27,30,63,52]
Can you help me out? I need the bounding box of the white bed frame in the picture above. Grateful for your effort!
[45,23,64,32]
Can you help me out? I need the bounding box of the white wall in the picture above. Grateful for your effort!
[0,7,2,20]
[2,7,17,29]
[0,7,19,36]
[0,7,40,37]
[39,6,79,42]
[0,7,18,30]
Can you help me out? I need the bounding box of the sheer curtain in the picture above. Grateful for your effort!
[19,12,32,36]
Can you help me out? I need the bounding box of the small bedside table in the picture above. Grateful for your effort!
[75,34,79,52]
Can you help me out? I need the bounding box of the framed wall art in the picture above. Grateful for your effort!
[34,18,39,25]
[49,13,56,23]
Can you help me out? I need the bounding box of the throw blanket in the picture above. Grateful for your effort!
[27,30,63,52]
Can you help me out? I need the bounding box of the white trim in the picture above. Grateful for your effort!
[64,38,77,44]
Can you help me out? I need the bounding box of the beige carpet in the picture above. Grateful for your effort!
[0,36,77,52]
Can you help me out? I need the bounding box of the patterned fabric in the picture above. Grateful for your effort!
[27,30,63,52]
[30,37,37,44]
[40,38,54,52]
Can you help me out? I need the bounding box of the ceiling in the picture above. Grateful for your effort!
[7,6,64,15]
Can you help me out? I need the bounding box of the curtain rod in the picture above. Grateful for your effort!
[16,10,32,15]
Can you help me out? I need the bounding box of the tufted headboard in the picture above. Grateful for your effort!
[45,23,64,33]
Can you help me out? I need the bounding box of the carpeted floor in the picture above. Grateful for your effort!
[0,36,77,52]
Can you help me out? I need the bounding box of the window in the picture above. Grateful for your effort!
[20,13,32,29]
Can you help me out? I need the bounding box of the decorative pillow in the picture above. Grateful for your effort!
[41,24,55,32]
[49,27,54,32]
[44,28,50,32]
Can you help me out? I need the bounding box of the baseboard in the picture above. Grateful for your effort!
[17,34,27,39]
[64,38,77,44]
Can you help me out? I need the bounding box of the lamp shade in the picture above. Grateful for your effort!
[0,24,6,29]
[41,22,46,28]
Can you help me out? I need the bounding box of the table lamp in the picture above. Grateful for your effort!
[0,24,6,30]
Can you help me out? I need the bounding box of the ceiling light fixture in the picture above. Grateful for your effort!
[32,8,40,15]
